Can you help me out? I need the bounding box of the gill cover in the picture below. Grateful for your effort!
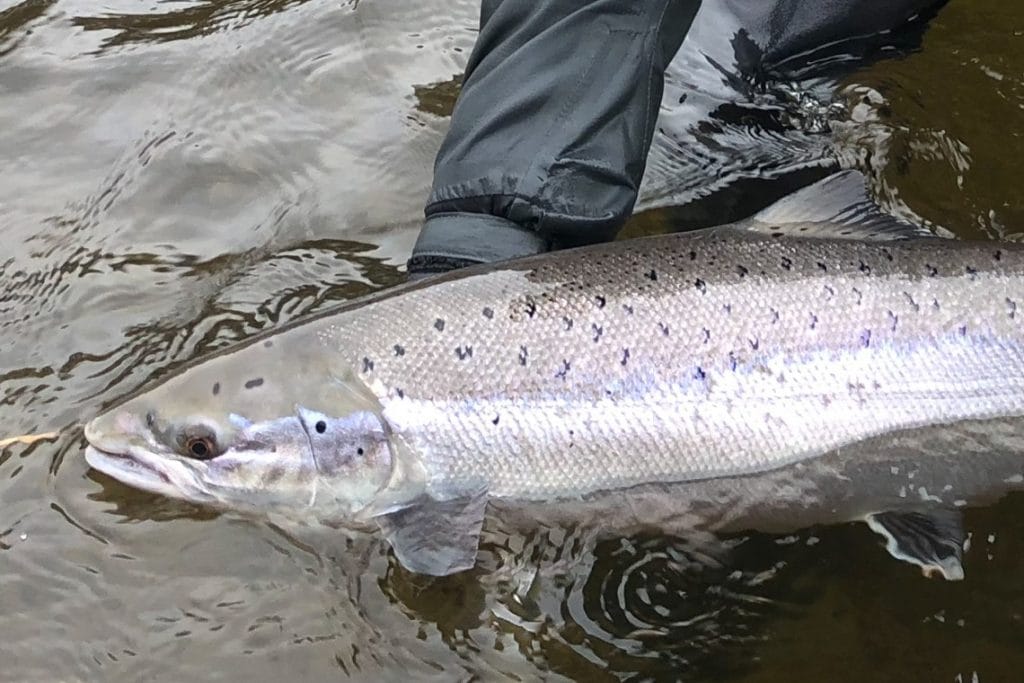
[293,402,487,574]
[294,405,394,515]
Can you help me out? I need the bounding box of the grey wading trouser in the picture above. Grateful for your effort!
[409,0,947,276]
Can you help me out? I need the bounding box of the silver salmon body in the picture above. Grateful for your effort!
[84,173,1024,578]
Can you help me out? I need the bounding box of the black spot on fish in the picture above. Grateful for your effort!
[434,318,445,332]
[860,329,872,348]
[771,231,784,238]
[1007,298,1017,319]
[519,345,528,366]
[736,264,748,278]
[563,316,574,331]
[822,284,835,300]
[146,411,156,427]
[395,388,405,399]
[965,265,978,280]
[622,304,634,315]
[817,261,827,272]
[695,278,707,294]
[393,344,405,357]
[523,297,537,318]
[621,348,630,366]
[926,264,938,277]
[959,325,968,337]
[769,308,780,324]
[722,303,732,315]
[264,340,273,348]
[932,298,941,312]
[995,249,1003,261]
[859,260,871,275]
[809,313,818,330]
[492,414,500,426]
[888,310,898,331]
[728,352,738,371]
[748,336,759,351]
[659,322,670,337]
[555,359,571,380]
[852,287,862,305]
[694,366,706,380]
[904,292,920,312]
[646,269,658,281]
[689,250,697,261]
[595,295,606,308]
[212,382,220,396]
[245,378,264,389]
[455,345,473,360]
[591,324,603,342]
[315,420,326,434]
[780,257,792,271]
[362,358,374,373]
[482,307,494,320]
[701,327,710,344]
[883,248,894,262]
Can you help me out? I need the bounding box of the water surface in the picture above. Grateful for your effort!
[2,0,1023,680]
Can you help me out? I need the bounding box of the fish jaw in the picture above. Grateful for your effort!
[84,444,216,504]
[83,410,219,503]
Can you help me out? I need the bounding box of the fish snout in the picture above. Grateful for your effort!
[83,415,102,445]
[83,408,154,451]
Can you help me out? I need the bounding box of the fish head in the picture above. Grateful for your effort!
[83,336,394,521]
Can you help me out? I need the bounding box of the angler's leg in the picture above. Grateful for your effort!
[407,0,699,276]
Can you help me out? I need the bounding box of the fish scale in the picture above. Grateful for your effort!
[310,227,1024,499]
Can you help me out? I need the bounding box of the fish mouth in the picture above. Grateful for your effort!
[84,443,210,504]
[85,444,171,485]
[84,414,192,500]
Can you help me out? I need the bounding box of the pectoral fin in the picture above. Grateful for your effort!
[375,488,489,576]
[865,509,966,581]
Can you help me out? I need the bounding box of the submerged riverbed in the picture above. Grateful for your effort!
[2,0,1023,680]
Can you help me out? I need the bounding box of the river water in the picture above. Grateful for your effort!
[2,0,1023,680]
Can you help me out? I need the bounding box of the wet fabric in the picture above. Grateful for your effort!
[411,0,699,275]
[409,0,946,275]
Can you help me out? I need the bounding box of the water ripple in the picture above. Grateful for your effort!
[2,0,1023,680]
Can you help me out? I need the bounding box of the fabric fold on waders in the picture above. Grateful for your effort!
[409,0,700,273]
[408,0,947,275]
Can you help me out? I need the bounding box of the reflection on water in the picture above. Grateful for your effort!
[372,528,790,681]
[2,0,1023,680]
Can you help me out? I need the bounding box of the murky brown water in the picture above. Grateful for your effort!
[2,0,1023,680]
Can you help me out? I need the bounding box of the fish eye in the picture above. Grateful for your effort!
[315,420,326,434]
[181,433,219,460]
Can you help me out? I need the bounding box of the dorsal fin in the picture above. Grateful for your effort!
[745,170,941,241]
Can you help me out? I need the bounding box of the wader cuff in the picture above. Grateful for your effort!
[409,0,699,275]
[409,212,550,273]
